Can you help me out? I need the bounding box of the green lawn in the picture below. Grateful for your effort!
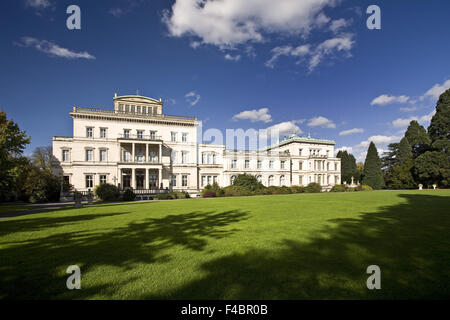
[1,190,449,299]
[0,204,32,216]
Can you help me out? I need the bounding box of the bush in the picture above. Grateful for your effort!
[290,186,305,193]
[232,174,265,191]
[223,185,253,197]
[122,189,136,201]
[155,193,173,200]
[172,191,190,199]
[330,184,347,192]
[202,191,216,198]
[357,184,373,191]
[201,182,224,197]
[305,182,322,193]
[94,183,120,201]
[22,167,61,203]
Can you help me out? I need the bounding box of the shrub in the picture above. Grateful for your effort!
[305,182,322,193]
[223,185,253,197]
[202,191,216,198]
[201,182,224,197]
[156,193,173,200]
[94,183,120,201]
[122,189,136,201]
[290,186,305,193]
[232,174,265,192]
[22,167,61,203]
[357,184,373,191]
[172,191,190,199]
[330,184,347,192]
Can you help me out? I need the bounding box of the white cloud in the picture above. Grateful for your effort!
[339,128,364,136]
[163,0,338,48]
[25,0,51,9]
[329,18,351,34]
[109,8,124,18]
[266,34,354,71]
[356,135,401,149]
[264,120,303,137]
[399,106,417,112]
[185,91,201,106]
[224,53,241,62]
[232,108,272,123]
[15,37,95,60]
[370,94,410,106]
[307,116,336,128]
[391,110,436,128]
[420,79,450,101]
[335,146,353,155]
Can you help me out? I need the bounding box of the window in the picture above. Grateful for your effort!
[148,106,153,114]
[269,161,274,169]
[299,148,303,156]
[281,161,285,169]
[171,132,177,142]
[280,175,285,186]
[207,176,212,185]
[231,175,236,185]
[171,150,177,163]
[268,175,274,186]
[85,175,93,189]
[150,151,157,163]
[100,128,107,138]
[119,104,124,112]
[86,149,93,161]
[257,160,262,169]
[202,153,206,164]
[181,151,188,164]
[131,105,135,113]
[213,176,217,184]
[182,133,188,142]
[182,175,188,187]
[125,105,130,113]
[99,175,107,184]
[62,150,69,162]
[207,154,212,164]
[335,163,338,171]
[137,130,144,139]
[142,106,146,114]
[299,175,303,185]
[231,160,237,169]
[63,175,70,185]
[212,154,217,164]
[123,150,131,162]
[137,106,141,113]
[245,160,250,169]
[150,131,156,140]
[201,176,206,187]
[171,175,177,187]
[256,175,262,182]
[86,127,93,138]
[299,161,303,170]
[123,129,130,138]
[99,149,107,162]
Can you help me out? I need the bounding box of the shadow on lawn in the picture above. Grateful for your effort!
[142,193,450,300]
[0,209,249,299]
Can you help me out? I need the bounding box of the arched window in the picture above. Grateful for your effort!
[256,175,262,183]
[280,175,285,186]
[231,175,236,185]
[268,175,274,186]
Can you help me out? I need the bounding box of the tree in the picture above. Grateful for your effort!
[232,174,264,191]
[396,137,413,165]
[414,151,450,186]
[428,88,450,154]
[362,142,385,189]
[381,143,399,171]
[405,120,431,157]
[337,150,357,184]
[385,159,416,189]
[31,146,55,172]
[0,110,31,201]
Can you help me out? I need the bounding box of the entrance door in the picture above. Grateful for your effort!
[136,174,145,189]
[122,175,131,188]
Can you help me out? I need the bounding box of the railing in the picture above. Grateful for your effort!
[73,107,196,120]
[118,133,162,140]
[308,155,328,159]
[119,158,160,164]
[132,189,168,195]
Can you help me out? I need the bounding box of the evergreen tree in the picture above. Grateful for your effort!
[405,120,431,157]
[414,151,450,186]
[337,150,357,184]
[396,137,413,165]
[381,142,399,170]
[362,142,385,189]
[428,88,450,154]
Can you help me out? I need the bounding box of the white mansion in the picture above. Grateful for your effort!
[52,94,341,195]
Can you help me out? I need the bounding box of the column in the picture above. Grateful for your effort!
[159,144,162,163]
[158,168,162,189]
[132,168,136,189]
[132,143,135,163]
[145,168,149,189]
[145,144,148,163]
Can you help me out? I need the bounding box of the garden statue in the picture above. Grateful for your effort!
[432,184,437,190]
[418,184,423,190]
[74,191,83,208]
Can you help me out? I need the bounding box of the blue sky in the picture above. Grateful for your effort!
[1,0,449,161]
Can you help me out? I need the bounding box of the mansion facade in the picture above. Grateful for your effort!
[52,94,341,195]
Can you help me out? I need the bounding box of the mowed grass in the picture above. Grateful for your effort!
[0,190,449,300]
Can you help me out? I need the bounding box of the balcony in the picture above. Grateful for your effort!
[118,133,162,141]
[308,154,328,159]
